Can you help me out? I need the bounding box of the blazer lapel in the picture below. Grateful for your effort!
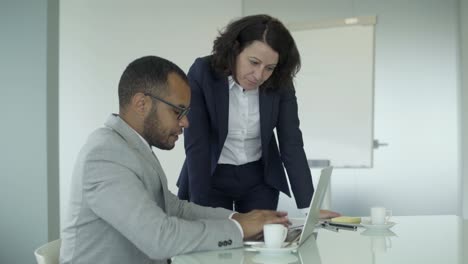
[132,142,169,211]
[213,77,229,148]
[148,151,169,210]
[260,91,274,160]
[105,114,168,211]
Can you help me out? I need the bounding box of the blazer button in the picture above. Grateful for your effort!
[218,241,222,247]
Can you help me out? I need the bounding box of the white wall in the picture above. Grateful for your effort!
[59,0,242,226]
[0,0,59,263]
[461,0,468,219]
[244,0,461,217]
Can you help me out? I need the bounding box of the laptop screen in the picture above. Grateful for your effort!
[243,166,333,246]
[297,166,333,245]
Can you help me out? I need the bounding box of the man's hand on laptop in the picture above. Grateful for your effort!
[319,209,341,219]
[231,210,289,240]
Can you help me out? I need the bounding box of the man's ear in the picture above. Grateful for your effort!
[131,92,151,116]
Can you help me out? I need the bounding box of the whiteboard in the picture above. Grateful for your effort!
[289,17,376,168]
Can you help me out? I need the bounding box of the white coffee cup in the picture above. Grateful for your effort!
[263,224,288,248]
[370,207,392,225]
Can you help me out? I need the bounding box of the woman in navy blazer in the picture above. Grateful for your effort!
[177,15,324,214]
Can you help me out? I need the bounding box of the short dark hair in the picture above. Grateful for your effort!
[211,14,300,92]
[118,56,188,109]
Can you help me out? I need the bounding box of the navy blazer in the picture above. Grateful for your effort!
[177,56,314,209]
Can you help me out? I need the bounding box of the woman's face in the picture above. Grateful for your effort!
[234,40,279,90]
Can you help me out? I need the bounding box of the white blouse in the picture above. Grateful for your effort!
[218,76,262,165]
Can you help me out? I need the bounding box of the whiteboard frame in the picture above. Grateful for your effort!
[287,16,377,31]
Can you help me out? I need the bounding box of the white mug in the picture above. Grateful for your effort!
[263,224,288,248]
[370,207,392,225]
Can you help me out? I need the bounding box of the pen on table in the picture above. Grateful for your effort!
[326,222,358,231]
[320,223,338,232]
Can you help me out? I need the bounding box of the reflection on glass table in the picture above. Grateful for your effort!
[172,216,465,264]
[173,234,321,264]
[361,228,397,263]
[172,248,246,264]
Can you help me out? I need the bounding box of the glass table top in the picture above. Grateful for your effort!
[172,215,468,264]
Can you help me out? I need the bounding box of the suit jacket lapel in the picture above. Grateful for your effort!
[135,146,169,212]
[105,114,168,211]
[148,152,169,211]
[260,91,273,161]
[213,77,229,148]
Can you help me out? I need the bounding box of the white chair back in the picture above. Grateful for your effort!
[34,239,61,264]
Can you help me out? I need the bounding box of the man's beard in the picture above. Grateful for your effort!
[143,110,175,150]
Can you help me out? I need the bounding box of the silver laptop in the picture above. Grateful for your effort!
[244,166,333,246]
[295,166,333,246]
[297,233,322,263]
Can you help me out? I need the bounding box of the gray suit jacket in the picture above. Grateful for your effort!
[60,114,242,264]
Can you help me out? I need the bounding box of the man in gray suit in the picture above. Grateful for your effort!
[60,56,289,264]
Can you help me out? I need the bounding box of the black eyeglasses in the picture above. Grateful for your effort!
[144,93,190,120]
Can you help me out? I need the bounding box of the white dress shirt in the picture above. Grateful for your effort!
[218,76,262,165]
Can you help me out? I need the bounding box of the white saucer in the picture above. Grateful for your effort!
[360,220,396,230]
[361,228,397,237]
[244,241,264,246]
[250,243,299,254]
[251,252,299,263]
